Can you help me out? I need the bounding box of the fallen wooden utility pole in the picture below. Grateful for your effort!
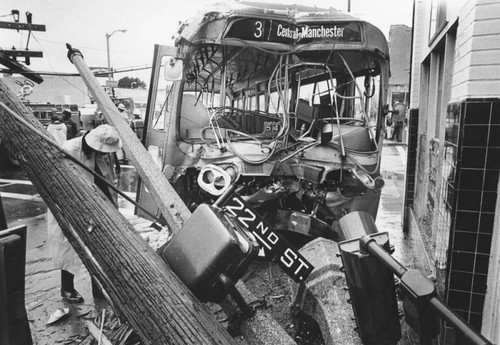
[66,44,296,345]
[0,79,236,345]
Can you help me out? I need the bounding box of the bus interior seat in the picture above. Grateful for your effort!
[296,99,315,123]
[317,94,336,119]
[328,125,372,151]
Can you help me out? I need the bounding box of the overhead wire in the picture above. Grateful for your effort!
[17,33,150,118]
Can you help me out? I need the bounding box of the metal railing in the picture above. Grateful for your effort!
[359,235,493,345]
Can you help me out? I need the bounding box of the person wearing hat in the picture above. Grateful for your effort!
[62,108,79,140]
[117,103,129,122]
[48,124,122,303]
[63,124,121,207]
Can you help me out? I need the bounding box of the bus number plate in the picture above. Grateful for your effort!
[223,194,314,282]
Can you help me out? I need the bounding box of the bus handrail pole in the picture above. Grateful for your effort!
[359,235,493,345]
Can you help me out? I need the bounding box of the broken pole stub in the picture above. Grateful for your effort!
[292,237,362,345]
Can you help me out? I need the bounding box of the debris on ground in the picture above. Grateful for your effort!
[46,308,69,325]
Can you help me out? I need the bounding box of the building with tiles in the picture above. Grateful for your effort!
[405,0,500,343]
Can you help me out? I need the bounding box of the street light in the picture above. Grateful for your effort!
[105,29,127,81]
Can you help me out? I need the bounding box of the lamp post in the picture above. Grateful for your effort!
[105,29,127,81]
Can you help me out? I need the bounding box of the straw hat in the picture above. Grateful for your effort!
[85,124,122,153]
[117,103,126,111]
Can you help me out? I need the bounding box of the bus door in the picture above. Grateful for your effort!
[136,44,179,219]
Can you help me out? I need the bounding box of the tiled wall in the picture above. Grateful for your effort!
[403,108,419,232]
[445,99,500,331]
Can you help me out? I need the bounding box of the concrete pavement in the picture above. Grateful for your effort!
[377,139,414,268]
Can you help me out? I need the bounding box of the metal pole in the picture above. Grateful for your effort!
[106,33,111,81]
[105,29,126,82]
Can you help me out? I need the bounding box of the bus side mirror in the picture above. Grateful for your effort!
[164,58,183,81]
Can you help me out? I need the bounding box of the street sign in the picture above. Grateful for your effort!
[106,80,118,88]
[223,194,314,282]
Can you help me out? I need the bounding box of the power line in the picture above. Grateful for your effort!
[1,64,152,77]
[32,37,141,54]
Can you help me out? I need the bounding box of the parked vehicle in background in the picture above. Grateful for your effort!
[24,102,81,131]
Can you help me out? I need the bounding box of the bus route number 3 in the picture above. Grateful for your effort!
[254,21,263,39]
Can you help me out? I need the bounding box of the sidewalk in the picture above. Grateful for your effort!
[376,142,414,268]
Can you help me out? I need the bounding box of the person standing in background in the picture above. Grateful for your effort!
[46,113,84,303]
[391,102,407,142]
[62,108,78,140]
[115,103,128,166]
[130,113,144,140]
[117,103,129,123]
[46,114,67,145]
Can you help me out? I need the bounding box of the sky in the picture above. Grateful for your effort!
[0,0,413,84]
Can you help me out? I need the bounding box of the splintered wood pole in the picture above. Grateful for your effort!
[66,44,190,234]
[0,79,236,345]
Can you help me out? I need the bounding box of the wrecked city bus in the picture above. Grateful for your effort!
[139,2,390,244]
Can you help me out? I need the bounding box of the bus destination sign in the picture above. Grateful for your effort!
[225,19,362,44]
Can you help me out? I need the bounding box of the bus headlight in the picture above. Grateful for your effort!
[352,169,375,189]
[198,164,237,196]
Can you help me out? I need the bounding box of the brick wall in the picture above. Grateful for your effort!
[451,1,500,101]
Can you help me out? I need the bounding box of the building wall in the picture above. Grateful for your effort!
[409,0,428,109]
[388,25,412,105]
[408,0,500,343]
[451,1,500,101]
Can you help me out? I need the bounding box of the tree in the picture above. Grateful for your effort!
[117,76,146,89]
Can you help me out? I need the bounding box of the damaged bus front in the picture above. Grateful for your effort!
[139,2,391,243]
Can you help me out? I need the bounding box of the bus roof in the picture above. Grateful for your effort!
[175,1,389,59]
